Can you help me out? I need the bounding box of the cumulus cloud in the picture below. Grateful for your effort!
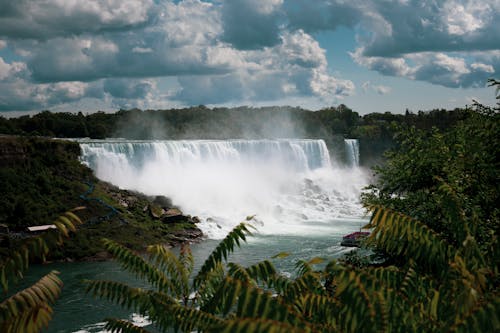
[0,0,358,112]
[352,48,499,88]
[283,0,498,88]
[373,85,391,95]
[0,0,498,112]
[221,0,283,49]
[360,81,391,95]
[0,77,99,111]
[284,0,361,32]
[175,30,354,105]
[0,0,154,40]
[360,0,500,57]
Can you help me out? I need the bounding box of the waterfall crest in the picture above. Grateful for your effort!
[79,139,367,238]
[80,139,331,173]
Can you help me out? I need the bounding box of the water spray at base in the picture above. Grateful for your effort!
[79,139,369,239]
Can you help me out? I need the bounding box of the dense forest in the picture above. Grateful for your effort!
[0,104,469,141]
[0,104,472,166]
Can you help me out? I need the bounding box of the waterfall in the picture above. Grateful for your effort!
[80,139,332,173]
[79,139,367,238]
[344,139,359,167]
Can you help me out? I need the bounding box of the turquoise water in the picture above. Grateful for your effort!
[27,217,365,332]
[34,138,370,332]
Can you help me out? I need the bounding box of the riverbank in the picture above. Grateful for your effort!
[0,135,203,260]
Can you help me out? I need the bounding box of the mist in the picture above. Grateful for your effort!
[80,139,369,239]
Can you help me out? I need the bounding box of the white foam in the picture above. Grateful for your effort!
[79,139,369,239]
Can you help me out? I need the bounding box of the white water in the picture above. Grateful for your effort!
[79,139,369,239]
[344,139,360,167]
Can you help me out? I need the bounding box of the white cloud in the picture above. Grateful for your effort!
[359,81,391,95]
[442,0,492,35]
[220,0,283,49]
[0,0,154,39]
[350,48,413,77]
[373,85,391,95]
[0,57,11,80]
[352,47,498,88]
[471,62,495,73]
[175,30,354,104]
[132,47,153,54]
[0,0,498,112]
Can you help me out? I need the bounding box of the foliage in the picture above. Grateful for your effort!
[0,209,83,333]
[86,81,499,332]
[0,137,92,229]
[0,136,201,260]
[87,205,498,332]
[362,85,499,249]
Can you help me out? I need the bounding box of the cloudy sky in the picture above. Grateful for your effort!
[0,0,498,115]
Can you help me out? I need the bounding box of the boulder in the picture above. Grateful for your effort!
[149,204,164,219]
[152,195,173,208]
[162,208,185,223]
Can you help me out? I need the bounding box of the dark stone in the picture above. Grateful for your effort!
[153,195,173,208]
[162,208,185,223]
[149,204,164,219]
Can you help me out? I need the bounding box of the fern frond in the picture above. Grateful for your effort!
[295,257,324,277]
[104,318,152,333]
[0,306,54,333]
[195,262,225,309]
[84,279,163,313]
[227,263,253,283]
[295,293,340,327]
[449,296,500,332]
[193,222,253,289]
[150,299,224,332]
[366,205,456,273]
[0,271,62,332]
[0,237,47,293]
[146,244,190,300]
[101,239,176,294]
[0,209,83,293]
[239,260,278,286]
[216,317,313,333]
[179,243,194,277]
[331,264,388,333]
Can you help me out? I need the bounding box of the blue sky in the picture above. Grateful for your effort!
[0,0,498,115]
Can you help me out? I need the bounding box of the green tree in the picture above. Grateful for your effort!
[85,81,499,333]
[362,81,499,249]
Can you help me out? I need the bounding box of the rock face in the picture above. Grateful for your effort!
[162,208,184,223]
[99,181,202,229]
[170,227,203,243]
[0,136,204,261]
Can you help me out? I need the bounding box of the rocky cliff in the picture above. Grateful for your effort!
[0,136,203,260]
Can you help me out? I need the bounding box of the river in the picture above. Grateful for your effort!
[29,138,369,332]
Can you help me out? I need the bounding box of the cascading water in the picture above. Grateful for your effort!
[344,139,360,167]
[79,139,368,239]
[39,139,371,332]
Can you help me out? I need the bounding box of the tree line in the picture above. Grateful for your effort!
[0,104,470,142]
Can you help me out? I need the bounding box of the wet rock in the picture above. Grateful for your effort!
[162,208,185,223]
[152,195,173,208]
[171,228,203,242]
[149,204,164,219]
